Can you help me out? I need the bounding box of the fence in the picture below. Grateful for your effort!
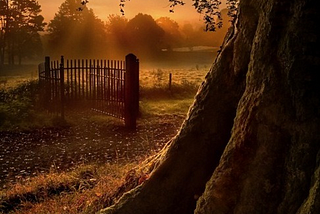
[38,54,139,129]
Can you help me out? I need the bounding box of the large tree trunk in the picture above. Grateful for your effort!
[99,0,320,213]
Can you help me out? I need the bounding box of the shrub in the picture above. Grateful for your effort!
[0,80,46,130]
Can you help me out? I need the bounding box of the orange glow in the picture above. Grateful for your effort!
[38,0,227,24]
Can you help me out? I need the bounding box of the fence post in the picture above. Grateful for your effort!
[44,56,50,109]
[45,56,50,78]
[134,57,139,118]
[60,56,65,119]
[125,54,139,129]
[169,73,172,91]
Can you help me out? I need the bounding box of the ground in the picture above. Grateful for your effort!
[0,108,185,187]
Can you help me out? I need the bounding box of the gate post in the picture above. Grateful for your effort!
[60,56,65,119]
[125,54,139,129]
[44,56,50,109]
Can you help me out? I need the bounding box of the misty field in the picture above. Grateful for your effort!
[0,65,38,89]
[141,66,208,87]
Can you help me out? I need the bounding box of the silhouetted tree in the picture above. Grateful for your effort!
[125,13,164,58]
[105,14,128,57]
[156,17,182,51]
[46,0,106,58]
[0,0,45,65]
[181,23,196,50]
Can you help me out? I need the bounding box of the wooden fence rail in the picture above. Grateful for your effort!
[38,54,139,129]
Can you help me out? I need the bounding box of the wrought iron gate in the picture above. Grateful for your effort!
[38,54,139,128]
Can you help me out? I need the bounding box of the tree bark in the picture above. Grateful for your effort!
[99,0,320,213]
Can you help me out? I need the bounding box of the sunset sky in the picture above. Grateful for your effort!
[38,0,227,24]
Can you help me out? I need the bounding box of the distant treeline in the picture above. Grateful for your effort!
[0,0,230,65]
[0,0,45,66]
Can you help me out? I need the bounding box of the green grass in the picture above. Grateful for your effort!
[0,64,38,89]
[140,98,194,117]
[0,80,67,131]
[0,65,205,131]
[139,67,207,89]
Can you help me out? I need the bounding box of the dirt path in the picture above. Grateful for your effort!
[0,110,185,187]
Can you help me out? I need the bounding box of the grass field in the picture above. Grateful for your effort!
[0,65,39,89]
[0,61,209,130]
[0,59,210,213]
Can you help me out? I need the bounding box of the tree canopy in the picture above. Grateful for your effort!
[125,13,164,56]
[45,0,107,58]
[83,0,239,31]
[0,0,46,65]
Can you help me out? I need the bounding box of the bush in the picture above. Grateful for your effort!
[0,80,47,130]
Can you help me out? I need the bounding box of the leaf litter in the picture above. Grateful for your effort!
[0,110,184,188]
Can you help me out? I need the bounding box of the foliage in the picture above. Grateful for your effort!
[106,14,128,43]
[0,0,46,65]
[81,0,238,31]
[0,80,37,129]
[105,14,128,57]
[0,80,54,130]
[104,13,228,59]
[125,13,165,57]
[151,69,165,88]
[156,17,183,50]
[44,1,233,59]
[168,0,186,13]
[45,0,107,59]
[168,0,239,31]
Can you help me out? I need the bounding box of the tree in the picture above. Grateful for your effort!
[180,22,196,50]
[106,14,128,38]
[105,14,128,57]
[124,13,164,59]
[97,0,320,213]
[0,0,45,65]
[156,17,182,51]
[46,0,106,58]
